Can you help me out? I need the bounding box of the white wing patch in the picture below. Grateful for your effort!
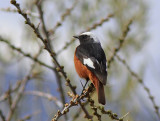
[83,58,95,69]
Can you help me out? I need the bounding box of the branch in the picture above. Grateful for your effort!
[36,0,52,49]
[24,91,63,108]
[0,80,21,102]
[6,74,33,121]
[10,0,92,119]
[57,14,114,55]
[36,1,67,112]
[6,40,43,121]
[0,110,6,121]
[0,36,54,70]
[88,95,101,120]
[107,19,133,69]
[0,7,39,17]
[52,84,95,121]
[17,111,40,121]
[98,106,127,121]
[49,0,79,35]
[87,92,127,121]
[115,54,160,119]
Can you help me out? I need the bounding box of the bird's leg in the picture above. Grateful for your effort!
[80,78,89,95]
[83,79,89,89]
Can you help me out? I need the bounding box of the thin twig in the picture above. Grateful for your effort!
[49,0,79,35]
[17,111,40,121]
[0,80,21,102]
[36,0,52,49]
[88,96,101,120]
[107,19,133,69]
[36,1,67,112]
[57,14,114,55]
[115,54,160,120]
[6,39,43,121]
[6,75,33,121]
[0,7,39,17]
[98,107,122,121]
[0,36,54,70]
[24,91,63,108]
[0,110,6,121]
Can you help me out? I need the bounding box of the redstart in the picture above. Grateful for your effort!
[73,32,107,105]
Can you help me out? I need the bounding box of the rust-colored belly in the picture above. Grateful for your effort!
[74,54,89,79]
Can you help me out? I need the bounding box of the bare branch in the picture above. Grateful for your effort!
[6,74,33,121]
[36,1,67,112]
[6,37,43,121]
[0,36,54,70]
[107,19,133,69]
[0,7,39,17]
[17,111,40,121]
[25,91,63,108]
[0,110,6,121]
[98,106,124,121]
[49,0,79,35]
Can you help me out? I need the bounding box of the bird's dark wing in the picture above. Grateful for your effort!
[76,43,107,85]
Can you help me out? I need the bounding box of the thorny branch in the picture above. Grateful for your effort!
[10,0,92,119]
[115,54,160,119]
[57,13,114,54]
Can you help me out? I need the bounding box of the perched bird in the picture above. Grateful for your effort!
[73,32,107,105]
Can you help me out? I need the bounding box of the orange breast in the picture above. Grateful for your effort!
[74,53,89,79]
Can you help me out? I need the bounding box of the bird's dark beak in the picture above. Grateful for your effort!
[73,35,79,39]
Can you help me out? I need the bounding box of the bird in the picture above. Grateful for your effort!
[73,32,107,105]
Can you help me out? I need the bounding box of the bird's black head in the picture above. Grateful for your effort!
[73,32,100,44]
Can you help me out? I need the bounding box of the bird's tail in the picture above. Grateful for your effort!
[97,81,106,105]
[90,75,106,105]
